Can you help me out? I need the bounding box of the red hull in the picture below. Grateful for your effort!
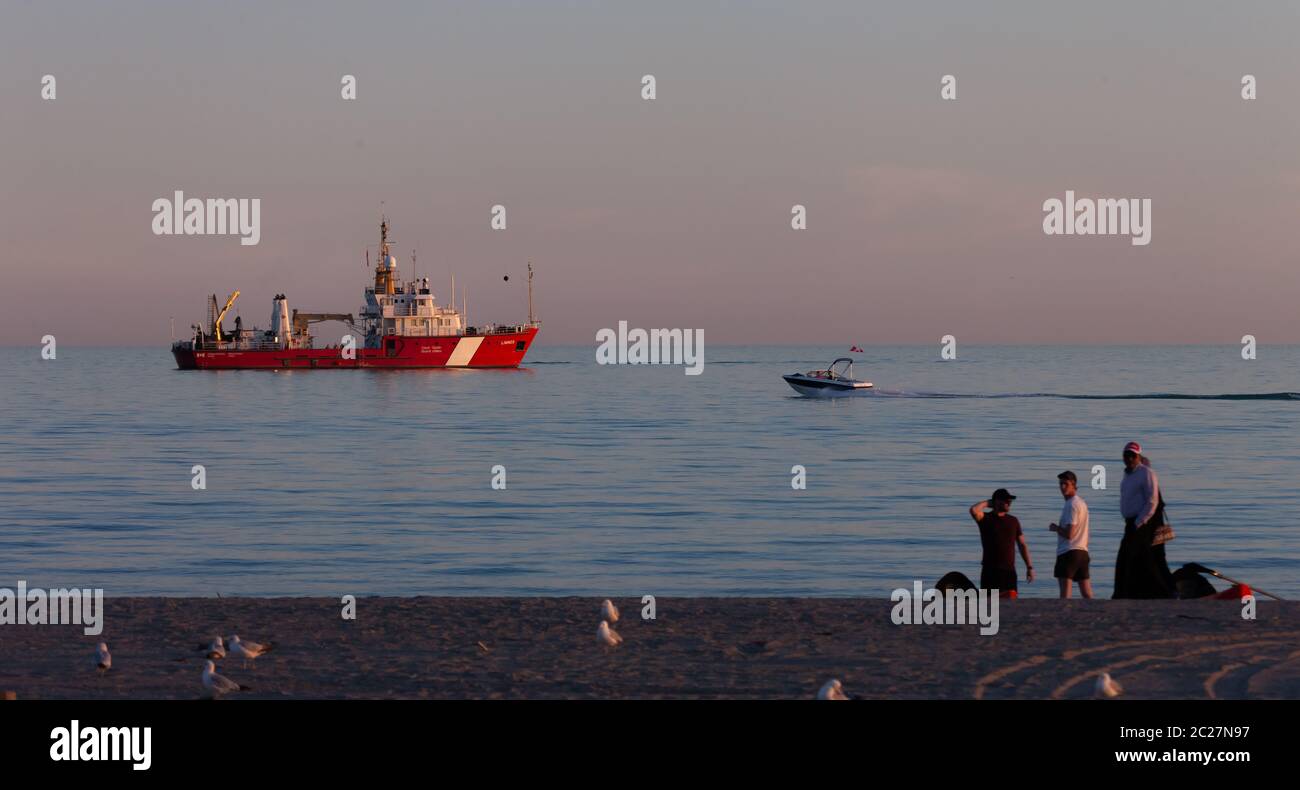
[174,328,538,370]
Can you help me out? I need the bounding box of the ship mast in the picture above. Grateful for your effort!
[527,262,534,325]
[374,216,396,295]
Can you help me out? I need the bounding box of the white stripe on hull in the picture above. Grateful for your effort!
[446,336,484,366]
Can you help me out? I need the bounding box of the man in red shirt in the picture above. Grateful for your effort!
[969,489,1035,597]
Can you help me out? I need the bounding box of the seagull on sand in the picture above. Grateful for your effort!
[94,642,111,672]
[202,660,249,698]
[601,599,620,623]
[227,635,272,668]
[597,620,623,647]
[1095,673,1123,698]
[204,636,226,660]
[817,679,850,700]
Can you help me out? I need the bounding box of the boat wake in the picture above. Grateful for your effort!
[849,390,1300,401]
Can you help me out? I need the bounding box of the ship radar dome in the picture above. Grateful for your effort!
[385,254,398,269]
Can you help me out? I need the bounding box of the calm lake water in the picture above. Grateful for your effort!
[1,344,1297,598]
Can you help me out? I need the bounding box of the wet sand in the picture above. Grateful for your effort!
[1,597,1297,699]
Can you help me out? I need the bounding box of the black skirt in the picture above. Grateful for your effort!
[1112,518,1176,599]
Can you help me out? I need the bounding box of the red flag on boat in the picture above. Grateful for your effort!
[850,345,864,353]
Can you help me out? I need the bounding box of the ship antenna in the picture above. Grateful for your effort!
[527,261,534,325]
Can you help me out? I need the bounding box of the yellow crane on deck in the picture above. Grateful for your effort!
[211,290,240,342]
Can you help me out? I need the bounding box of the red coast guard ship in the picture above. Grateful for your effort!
[172,217,539,370]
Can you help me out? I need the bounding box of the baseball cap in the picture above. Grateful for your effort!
[991,488,1016,502]
[1123,441,1142,455]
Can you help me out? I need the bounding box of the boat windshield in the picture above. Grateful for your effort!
[828,358,855,379]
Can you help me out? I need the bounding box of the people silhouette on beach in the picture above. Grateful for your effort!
[969,489,1035,598]
[1113,441,1176,598]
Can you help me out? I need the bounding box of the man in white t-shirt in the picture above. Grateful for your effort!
[1048,470,1092,598]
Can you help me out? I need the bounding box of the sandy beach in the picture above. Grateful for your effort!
[1,597,1296,700]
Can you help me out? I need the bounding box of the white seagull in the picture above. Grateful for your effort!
[597,620,623,647]
[817,679,850,700]
[227,635,272,668]
[94,642,111,672]
[601,599,620,623]
[201,660,248,698]
[1095,673,1123,698]
[205,636,226,660]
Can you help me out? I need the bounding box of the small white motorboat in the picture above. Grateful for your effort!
[782,358,873,397]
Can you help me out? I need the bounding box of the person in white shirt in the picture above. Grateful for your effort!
[1048,470,1092,598]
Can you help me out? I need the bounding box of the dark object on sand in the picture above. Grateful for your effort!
[1172,565,1218,599]
[1182,562,1283,601]
[935,572,977,592]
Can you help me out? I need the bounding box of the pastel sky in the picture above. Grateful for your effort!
[2,1,1298,345]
